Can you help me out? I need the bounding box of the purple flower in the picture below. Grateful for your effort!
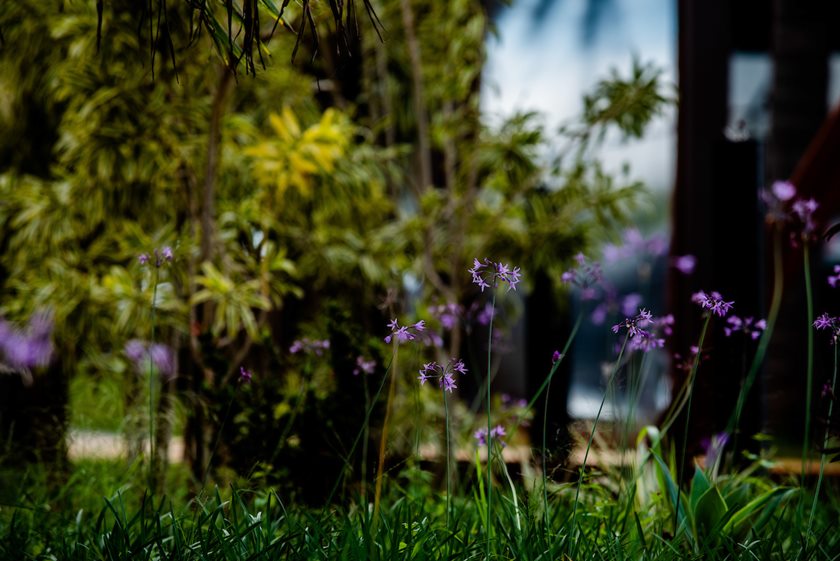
[813,313,836,331]
[469,258,522,292]
[384,319,424,344]
[692,290,734,317]
[674,346,702,372]
[611,309,670,353]
[561,254,603,301]
[791,198,819,239]
[442,374,457,392]
[289,337,330,355]
[621,293,643,317]
[353,356,376,376]
[416,358,467,393]
[673,254,697,275]
[701,431,730,468]
[822,381,835,400]
[552,350,563,364]
[125,339,146,363]
[612,308,653,338]
[723,315,766,340]
[474,424,508,448]
[771,180,796,202]
[239,366,253,383]
[813,313,840,343]
[429,303,463,331]
[827,265,840,288]
[659,314,675,336]
[502,393,527,409]
[603,229,667,263]
[476,303,494,326]
[124,339,175,378]
[139,246,175,268]
[149,343,175,379]
[0,313,54,370]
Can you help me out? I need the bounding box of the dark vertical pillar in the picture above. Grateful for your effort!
[764,0,829,451]
[527,271,572,473]
[671,0,732,457]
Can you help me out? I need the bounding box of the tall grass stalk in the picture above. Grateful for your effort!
[361,371,371,503]
[674,313,712,533]
[443,387,452,530]
[497,444,521,533]
[807,343,838,540]
[373,341,399,531]
[484,291,497,559]
[325,352,395,506]
[148,269,159,496]
[801,243,815,495]
[727,228,784,446]
[540,313,582,530]
[570,333,629,551]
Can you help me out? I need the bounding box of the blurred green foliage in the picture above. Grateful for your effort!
[0,0,669,490]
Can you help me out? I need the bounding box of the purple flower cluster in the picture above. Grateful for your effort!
[701,431,730,468]
[429,303,463,331]
[611,308,665,352]
[561,253,602,300]
[723,315,766,340]
[125,339,175,379]
[0,312,54,370]
[672,254,697,275]
[501,393,528,409]
[239,367,253,383]
[353,356,376,376]
[762,180,820,243]
[814,313,840,344]
[417,358,467,393]
[138,246,174,268]
[692,290,734,317]
[603,229,668,263]
[673,345,702,372]
[384,319,426,344]
[592,292,644,325]
[289,338,330,355]
[474,424,507,447]
[469,258,522,293]
[828,265,840,289]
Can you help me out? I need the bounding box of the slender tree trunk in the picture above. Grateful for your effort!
[185,66,233,484]
[399,0,432,192]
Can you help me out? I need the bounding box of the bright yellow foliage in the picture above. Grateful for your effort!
[245,107,350,199]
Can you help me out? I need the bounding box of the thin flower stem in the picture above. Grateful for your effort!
[801,243,815,494]
[807,343,838,539]
[148,271,158,496]
[373,342,398,533]
[675,313,712,534]
[541,313,583,532]
[361,373,370,503]
[485,291,496,560]
[201,389,237,488]
[325,352,395,506]
[727,227,784,447]
[443,388,451,531]
[571,333,629,555]
[499,443,522,533]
